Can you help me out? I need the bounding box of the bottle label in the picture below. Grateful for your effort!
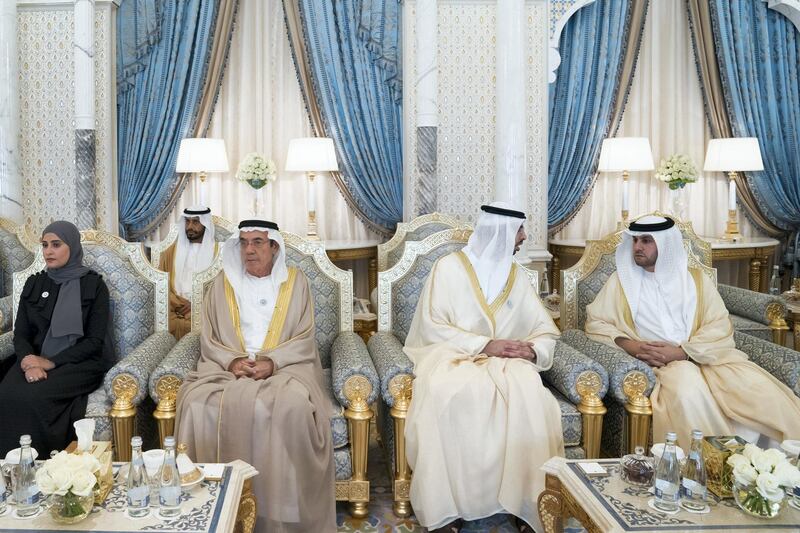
[159,486,181,507]
[17,487,40,506]
[128,486,149,507]
[654,479,679,501]
[681,478,706,498]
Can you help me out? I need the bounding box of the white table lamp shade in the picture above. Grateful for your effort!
[285,137,339,172]
[176,138,229,173]
[597,137,655,172]
[703,137,764,172]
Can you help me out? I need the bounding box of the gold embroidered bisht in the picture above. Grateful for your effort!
[158,241,217,340]
[404,252,564,530]
[585,270,800,448]
[174,268,336,533]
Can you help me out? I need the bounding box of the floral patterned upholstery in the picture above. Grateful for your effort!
[729,315,772,341]
[0,296,11,333]
[719,283,783,325]
[0,223,35,299]
[0,330,14,362]
[734,331,800,396]
[0,222,35,332]
[544,341,610,405]
[390,242,465,343]
[574,253,618,332]
[285,251,341,369]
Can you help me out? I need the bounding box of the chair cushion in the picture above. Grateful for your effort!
[0,226,34,298]
[82,244,156,362]
[549,386,582,448]
[334,446,352,481]
[730,314,772,341]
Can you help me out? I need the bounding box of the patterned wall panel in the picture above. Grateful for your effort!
[403,0,549,250]
[18,9,77,232]
[18,4,116,234]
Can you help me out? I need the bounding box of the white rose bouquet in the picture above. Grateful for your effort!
[727,443,800,517]
[236,152,277,190]
[36,451,101,519]
[654,154,698,190]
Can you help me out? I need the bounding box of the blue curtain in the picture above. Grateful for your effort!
[117,1,218,239]
[295,0,403,232]
[709,0,800,231]
[117,0,162,93]
[547,0,635,230]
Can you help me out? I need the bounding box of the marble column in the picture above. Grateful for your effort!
[0,1,21,222]
[74,0,96,230]
[495,0,527,211]
[415,0,438,215]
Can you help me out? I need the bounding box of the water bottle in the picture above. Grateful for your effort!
[158,437,182,518]
[653,431,681,512]
[680,429,708,511]
[126,436,150,518]
[769,265,781,295]
[14,435,40,517]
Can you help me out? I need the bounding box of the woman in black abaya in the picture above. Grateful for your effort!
[0,221,112,455]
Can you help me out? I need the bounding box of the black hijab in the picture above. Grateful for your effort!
[41,221,90,357]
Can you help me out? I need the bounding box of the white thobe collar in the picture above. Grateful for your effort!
[237,273,278,354]
[634,271,687,344]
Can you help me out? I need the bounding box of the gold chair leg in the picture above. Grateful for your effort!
[343,376,373,518]
[234,479,257,533]
[623,371,652,455]
[576,371,606,459]
[109,374,138,462]
[389,374,413,517]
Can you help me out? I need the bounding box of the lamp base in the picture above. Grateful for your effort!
[307,209,321,241]
[721,209,741,242]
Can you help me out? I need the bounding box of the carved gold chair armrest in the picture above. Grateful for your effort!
[104,331,176,460]
[148,331,201,446]
[543,341,609,459]
[719,283,788,345]
[330,331,379,518]
[559,329,656,455]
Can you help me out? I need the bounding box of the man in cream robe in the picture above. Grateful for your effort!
[175,220,336,533]
[585,215,800,449]
[404,202,564,533]
[158,207,217,339]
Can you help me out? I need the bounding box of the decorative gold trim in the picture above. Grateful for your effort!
[234,478,257,533]
[622,371,652,454]
[575,371,606,459]
[378,213,466,271]
[263,269,298,350]
[153,375,181,446]
[109,373,138,462]
[389,373,413,517]
[343,374,373,518]
[767,302,789,346]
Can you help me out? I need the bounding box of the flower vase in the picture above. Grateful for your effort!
[733,480,786,519]
[669,183,689,222]
[247,180,267,216]
[49,491,94,524]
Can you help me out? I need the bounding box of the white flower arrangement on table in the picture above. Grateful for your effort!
[727,443,800,517]
[654,154,698,190]
[36,451,101,518]
[236,152,277,190]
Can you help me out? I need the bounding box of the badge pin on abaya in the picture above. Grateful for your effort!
[41,291,49,298]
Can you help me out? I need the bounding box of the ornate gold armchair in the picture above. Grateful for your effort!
[367,228,609,517]
[149,215,237,268]
[561,213,799,456]
[0,218,37,333]
[148,231,380,517]
[1,230,175,461]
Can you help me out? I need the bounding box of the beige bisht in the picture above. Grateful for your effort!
[586,270,800,448]
[175,268,336,533]
[158,242,191,340]
[404,251,564,531]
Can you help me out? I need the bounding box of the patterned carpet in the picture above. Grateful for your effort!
[335,430,584,532]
